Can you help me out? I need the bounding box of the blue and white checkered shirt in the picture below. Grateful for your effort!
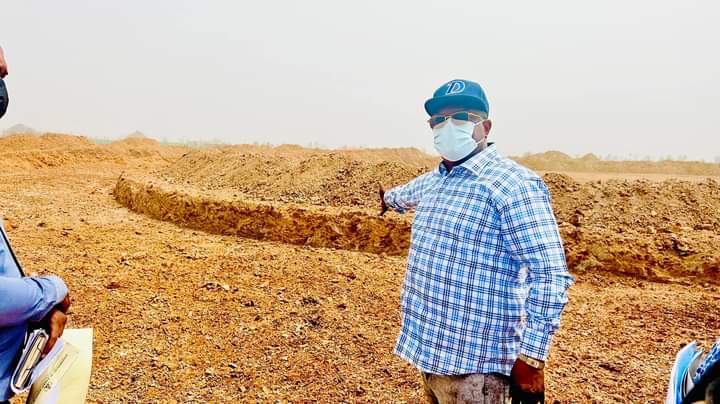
[385,144,573,376]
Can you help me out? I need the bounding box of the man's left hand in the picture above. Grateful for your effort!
[42,309,68,355]
[378,184,388,216]
[510,359,544,403]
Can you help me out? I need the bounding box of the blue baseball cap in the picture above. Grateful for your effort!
[424,79,489,116]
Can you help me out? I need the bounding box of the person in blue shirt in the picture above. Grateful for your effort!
[381,79,573,403]
[0,221,70,403]
[1,45,70,401]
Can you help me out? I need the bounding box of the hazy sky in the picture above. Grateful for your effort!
[1,1,719,160]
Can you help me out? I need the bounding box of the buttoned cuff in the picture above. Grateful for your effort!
[520,326,553,361]
[42,275,69,305]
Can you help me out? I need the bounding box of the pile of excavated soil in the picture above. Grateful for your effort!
[156,147,435,208]
[156,146,720,209]
[117,146,720,282]
[544,173,720,281]
[516,150,720,176]
[0,133,121,169]
[114,174,720,282]
[0,133,189,169]
[114,176,412,256]
[106,136,189,160]
[0,132,95,150]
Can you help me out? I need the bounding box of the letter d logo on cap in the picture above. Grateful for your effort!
[445,80,466,95]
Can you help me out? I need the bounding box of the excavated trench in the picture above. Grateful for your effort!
[113,176,411,256]
[114,173,720,283]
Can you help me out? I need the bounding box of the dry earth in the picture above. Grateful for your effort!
[2,134,719,403]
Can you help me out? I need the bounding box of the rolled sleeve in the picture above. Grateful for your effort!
[0,275,68,327]
[384,171,438,213]
[499,179,574,361]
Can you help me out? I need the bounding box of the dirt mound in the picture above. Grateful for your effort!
[544,174,720,232]
[107,136,186,160]
[516,152,720,176]
[0,133,189,169]
[156,147,434,208]
[114,176,411,255]
[0,133,122,169]
[115,143,720,282]
[0,148,124,169]
[0,132,94,151]
[115,166,720,282]
[544,173,720,281]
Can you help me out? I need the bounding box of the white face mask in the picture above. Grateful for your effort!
[433,119,483,162]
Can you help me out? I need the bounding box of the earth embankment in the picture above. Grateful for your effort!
[113,176,411,255]
[114,146,720,282]
[0,133,188,169]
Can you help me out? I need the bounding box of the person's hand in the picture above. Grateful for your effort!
[378,184,388,216]
[57,293,71,314]
[510,359,545,403]
[42,309,68,355]
[0,47,7,78]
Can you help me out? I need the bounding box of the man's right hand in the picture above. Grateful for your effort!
[510,359,545,403]
[57,293,71,313]
[379,185,388,216]
[42,309,68,355]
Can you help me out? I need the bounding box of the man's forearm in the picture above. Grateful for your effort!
[520,263,573,360]
[498,179,574,360]
[383,171,435,212]
[0,275,68,327]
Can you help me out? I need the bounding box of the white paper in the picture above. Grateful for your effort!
[27,328,93,404]
[29,340,65,385]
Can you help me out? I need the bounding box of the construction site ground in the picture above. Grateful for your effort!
[2,134,719,403]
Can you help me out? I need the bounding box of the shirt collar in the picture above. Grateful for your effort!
[437,143,498,177]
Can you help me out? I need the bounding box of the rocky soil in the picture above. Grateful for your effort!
[2,134,719,403]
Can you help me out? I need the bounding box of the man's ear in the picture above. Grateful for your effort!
[483,119,492,135]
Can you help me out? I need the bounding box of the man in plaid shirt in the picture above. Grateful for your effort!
[381,79,573,403]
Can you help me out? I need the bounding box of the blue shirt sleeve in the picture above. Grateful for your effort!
[383,171,439,213]
[0,224,22,278]
[0,275,68,327]
[498,179,574,361]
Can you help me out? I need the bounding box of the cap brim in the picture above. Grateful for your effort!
[424,94,488,116]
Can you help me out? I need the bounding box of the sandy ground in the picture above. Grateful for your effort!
[1,136,720,403]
